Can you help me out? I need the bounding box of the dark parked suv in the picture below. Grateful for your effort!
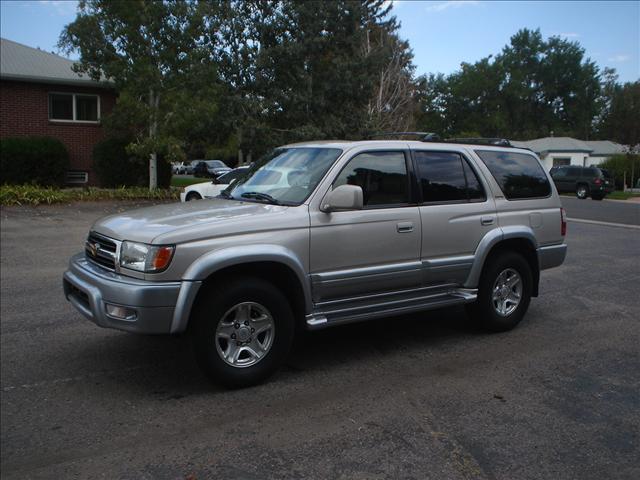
[549,165,614,200]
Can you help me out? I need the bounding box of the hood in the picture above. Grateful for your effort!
[92,199,299,244]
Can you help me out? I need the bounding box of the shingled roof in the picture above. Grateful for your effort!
[0,38,111,87]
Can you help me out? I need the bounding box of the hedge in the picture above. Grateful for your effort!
[0,136,70,186]
[0,184,179,206]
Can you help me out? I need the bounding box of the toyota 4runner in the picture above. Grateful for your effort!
[63,137,567,387]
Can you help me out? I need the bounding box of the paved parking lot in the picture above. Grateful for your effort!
[1,201,639,479]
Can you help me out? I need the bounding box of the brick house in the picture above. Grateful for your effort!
[0,38,116,185]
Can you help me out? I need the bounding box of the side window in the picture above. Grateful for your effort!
[414,151,485,203]
[567,167,582,177]
[462,159,486,201]
[475,150,551,200]
[333,151,409,207]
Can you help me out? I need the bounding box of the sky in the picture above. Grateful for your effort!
[0,0,638,82]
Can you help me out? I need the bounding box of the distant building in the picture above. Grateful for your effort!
[0,38,116,185]
[512,137,626,171]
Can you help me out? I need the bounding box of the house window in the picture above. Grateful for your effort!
[552,158,571,167]
[48,93,100,122]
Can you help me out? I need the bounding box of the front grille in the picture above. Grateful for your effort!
[85,231,118,271]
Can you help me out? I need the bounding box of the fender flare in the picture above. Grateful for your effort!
[464,226,538,288]
[170,245,312,334]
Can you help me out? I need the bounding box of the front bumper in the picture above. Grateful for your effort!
[63,253,195,334]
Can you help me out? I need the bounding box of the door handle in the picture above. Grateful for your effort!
[397,222,414,233]
[481,216,495,226]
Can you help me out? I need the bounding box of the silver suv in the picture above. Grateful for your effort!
[63,138,567,387]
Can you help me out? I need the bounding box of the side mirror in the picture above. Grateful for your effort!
[321,184,364,212]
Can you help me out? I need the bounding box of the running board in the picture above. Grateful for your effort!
[305,288,477,330]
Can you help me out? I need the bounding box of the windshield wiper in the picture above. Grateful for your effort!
[240,192,281,205]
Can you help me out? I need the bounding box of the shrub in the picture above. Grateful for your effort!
[93,137,146,187]
[93,137,172,188]
[0,184,179,206]
[0,136,70,186]
[600,154,640,189]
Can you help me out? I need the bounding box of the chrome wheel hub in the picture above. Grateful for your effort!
[492,268,522,317]
[215,302,275,368]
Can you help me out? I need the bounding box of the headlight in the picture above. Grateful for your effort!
[120,241,175,273]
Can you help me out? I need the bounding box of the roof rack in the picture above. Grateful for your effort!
[367,133,516,148]
[368,132,441,141]
[441,137,513,147]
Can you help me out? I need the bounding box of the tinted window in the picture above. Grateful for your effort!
[476,150,551,199]
[567,167,582,176]
[75,95,98,121]
[414,152,485,202]
[415,152,466,202]
[334,152,408,206]
[49,93,73,120]
[463,159,486,201]
[551,168,567,178]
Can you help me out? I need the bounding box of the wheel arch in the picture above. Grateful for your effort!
[465,227,540,297]
[170,246,311,333]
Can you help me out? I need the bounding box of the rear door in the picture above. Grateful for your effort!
[413,149,497,287]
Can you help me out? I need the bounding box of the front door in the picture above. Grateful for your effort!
[412,150,497,287]
[309,150,422,303]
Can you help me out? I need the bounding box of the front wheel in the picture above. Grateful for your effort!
[185,192,202,201]
[191,277,295,388]
[466,251,532,332]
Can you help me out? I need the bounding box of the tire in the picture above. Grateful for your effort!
[466,251,532,332]
[191,276,295,388]
[185,192,202,201]
[576,184,589,199]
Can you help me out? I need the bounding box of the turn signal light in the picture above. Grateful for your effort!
[152,246,174,271]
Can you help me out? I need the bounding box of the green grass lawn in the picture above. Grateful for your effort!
[607,191,640,200]
[171,176,208,187]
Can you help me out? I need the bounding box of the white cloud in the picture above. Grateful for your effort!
[425,1,481,13]
[608,54,631,63]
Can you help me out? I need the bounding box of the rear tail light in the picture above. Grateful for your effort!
[594,178,602,185]
[561,208,567,236]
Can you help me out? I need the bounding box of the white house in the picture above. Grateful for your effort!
[511,137,625,171]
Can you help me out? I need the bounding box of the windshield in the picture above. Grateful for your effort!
[217,168,247,184]
[206,160,227,168]
[224,147,342,205]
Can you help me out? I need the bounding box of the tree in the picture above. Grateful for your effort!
[596,75,640,146]
[59,0,222,188]
[416,28,602,140]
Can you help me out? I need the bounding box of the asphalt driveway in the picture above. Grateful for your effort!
[1,201,639,479]
[561,196,640,226]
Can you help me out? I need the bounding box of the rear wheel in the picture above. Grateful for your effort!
[466,251,532,332]
[191,277,295,388]
[576,184,589,199]
[185,192,202,201]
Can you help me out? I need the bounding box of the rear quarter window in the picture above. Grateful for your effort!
[475,150,551,200]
